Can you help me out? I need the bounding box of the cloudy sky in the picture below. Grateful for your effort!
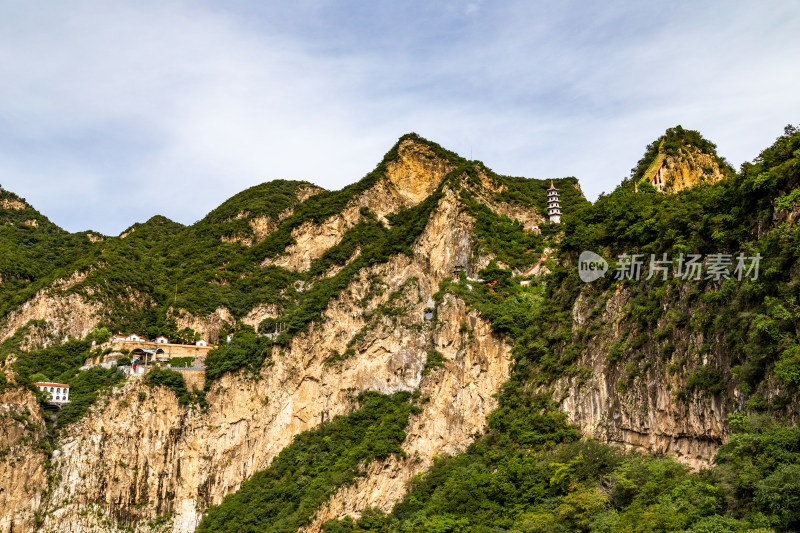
[1,1,798,234]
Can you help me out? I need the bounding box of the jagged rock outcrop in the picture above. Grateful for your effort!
[171,307,235,344]
[264,139,453,271]
[0,198,27,210]
[646,142,728,193]
[0,271,102,347]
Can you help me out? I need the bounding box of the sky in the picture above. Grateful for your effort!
[1,1,799,235]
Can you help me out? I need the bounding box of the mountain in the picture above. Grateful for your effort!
[1,127,800,532]
[631,125,735,193]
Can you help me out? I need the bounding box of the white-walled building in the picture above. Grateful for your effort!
[126,334,146,342]
[154,336,169,344]
[34,382,70,404]
[196,339,208,347]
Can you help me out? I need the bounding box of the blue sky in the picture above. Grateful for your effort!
[1,0,799,234]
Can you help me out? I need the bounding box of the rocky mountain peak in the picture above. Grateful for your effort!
[634,125,734,193]
[382,136,455,206]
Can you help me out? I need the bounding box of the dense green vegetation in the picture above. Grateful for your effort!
[495,174,588,222]
[323,413,800,532]
[0,189,97,319]
[197,392,419,532]
[0,133,578,386]
[0,324,125,429]
[459,189,546,272]
[204,329,274,384]
[558,125,800,401]
[313,126,800,532]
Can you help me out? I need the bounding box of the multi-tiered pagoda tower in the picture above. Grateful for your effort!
[547,180,561,223]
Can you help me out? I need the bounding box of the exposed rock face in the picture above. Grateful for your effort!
[550,285,727,469]
[0,386,48,533]
[1,198,27,210]
[0,134,747,533]
[264,139,453,271]
[172,307,235,344]
[647,144,728,193]
[0,271,102,347]
[219,186,324,247]
[384,139,451,204]
[240,303,280,330]
[295,185,325,203]
[303,295,510,531]
[12,184,509,533]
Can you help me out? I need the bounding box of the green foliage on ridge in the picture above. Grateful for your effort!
[5,127,800,532]
[0,189,97,319]
[629,125,735,184]
[556,125,800,401]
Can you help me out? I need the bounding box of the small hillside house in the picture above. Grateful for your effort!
[34,382,70,404]
[154,336,169,344]
[196,339,208,347]
[126,334,146,342]
[111,334,127,342]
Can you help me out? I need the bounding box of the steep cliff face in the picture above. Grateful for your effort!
[171,307,235,345]
[647,144,728,193]
[0,385,48,533]
[26,183,509,533]
[264,139,453,272]
[4,128,780,531]
[0,271,102,347]
[551,286,726,469]
[302,295,510,531]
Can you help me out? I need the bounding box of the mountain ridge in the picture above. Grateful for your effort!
[2,126,800,532]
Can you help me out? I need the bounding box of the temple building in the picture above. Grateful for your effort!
[547,181,562,224]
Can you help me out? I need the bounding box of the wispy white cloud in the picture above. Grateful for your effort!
[0,0,798,233]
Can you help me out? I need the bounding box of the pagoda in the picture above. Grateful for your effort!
[547,181,562,223]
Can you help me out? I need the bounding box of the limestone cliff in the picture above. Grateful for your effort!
[14,180,511,533]
[645,138,730,193]
[1,130,767,532]
[0,271,102,348]
[0,383,48,533]
[550,285,726,469]
[264,139,453,272]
